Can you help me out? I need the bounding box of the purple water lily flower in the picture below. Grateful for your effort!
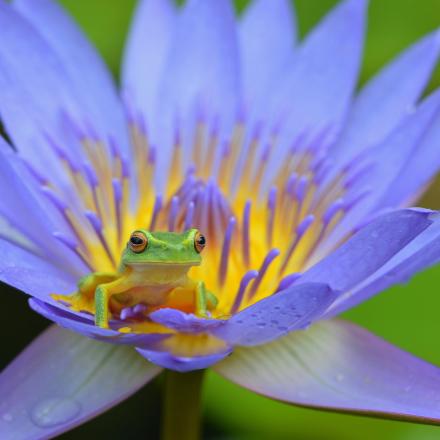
[1,0,440,438]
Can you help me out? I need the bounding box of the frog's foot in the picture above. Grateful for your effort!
[51,292,95,314]
[120,304,148,321]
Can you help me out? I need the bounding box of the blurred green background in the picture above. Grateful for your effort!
[3,0,440,439]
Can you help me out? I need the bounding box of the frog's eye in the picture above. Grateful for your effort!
[129,231,148,253]
[194,231,206,253]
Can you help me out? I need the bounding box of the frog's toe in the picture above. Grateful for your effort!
[51,293,74,305]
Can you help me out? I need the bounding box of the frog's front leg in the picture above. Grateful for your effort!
[52,272,118,313]
[195,281,218,317]
[78,272,118,295]
[95,276,135,329]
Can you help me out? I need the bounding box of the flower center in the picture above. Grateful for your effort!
[19,106,369,323]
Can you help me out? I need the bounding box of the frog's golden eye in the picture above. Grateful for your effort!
[194,231,206,253]
[129,231,148,253]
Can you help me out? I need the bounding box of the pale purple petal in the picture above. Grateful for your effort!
[154,0,240,188]
[0,239,77,301]
[378,96,440,207]
[158,0,240,121]
[122,0,176,122]
[213,283,337,346]
[325,214,440,317]
[261,0,366,142]
[365,88,440,206]
[0,146,88,276]
[332,30,440,164]
[137,346,232,373]
[0,325,161,439]
[0,145,60,251]
[320,90,440,249]
[29,298,172,348]
[239,0,296,106]
[14,0,129,154]
[300,209,435,292]
[214,320,440,424]
[149,308,226,333]
[0,3,85,172]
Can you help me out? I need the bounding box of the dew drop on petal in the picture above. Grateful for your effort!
[30,397,81,428]
[256,322,267,328]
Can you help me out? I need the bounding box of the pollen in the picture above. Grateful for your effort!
[118,326,132,334]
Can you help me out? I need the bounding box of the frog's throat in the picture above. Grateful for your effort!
[124,263,194,285]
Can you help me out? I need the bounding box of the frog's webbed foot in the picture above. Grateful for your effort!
[51,292,87,311]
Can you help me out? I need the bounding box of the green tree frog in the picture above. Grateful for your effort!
[53,229,218,328]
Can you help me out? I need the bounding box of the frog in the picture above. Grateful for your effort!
[52,228,218,329]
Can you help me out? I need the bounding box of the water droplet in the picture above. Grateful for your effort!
[2,413,13,422]
[236,320,243,324]
[256,322,267,328]
[270,320,279,325]
[250,314,257,318]
[30,397,81,428]
[277,326,288,331]
[274,306,281,311]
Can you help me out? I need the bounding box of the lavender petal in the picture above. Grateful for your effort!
[149,308,226,334]
[239,0,297,106]
[332,30,440,165]
[0,325,161,439]
[122,0,176,122]
[213,283,337,346]
[137,345,232,373]
[215,319,440,425]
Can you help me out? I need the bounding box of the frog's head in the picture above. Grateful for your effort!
[121,228,206,267]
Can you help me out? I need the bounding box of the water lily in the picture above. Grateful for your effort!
[1,0,440,438]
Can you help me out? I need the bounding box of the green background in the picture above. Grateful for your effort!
[3,1,440,439]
